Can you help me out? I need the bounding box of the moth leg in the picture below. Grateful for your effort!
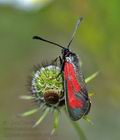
[56,58,65,78]
[59,56,63,65]
[51,56,63,65]
[51,57,59,65]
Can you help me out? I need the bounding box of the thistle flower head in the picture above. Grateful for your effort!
[31,65,64,107]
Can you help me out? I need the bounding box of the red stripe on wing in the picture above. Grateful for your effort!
[64,62,84,109]
[64,62,81,92]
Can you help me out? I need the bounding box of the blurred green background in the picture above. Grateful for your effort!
[0,0,120,140]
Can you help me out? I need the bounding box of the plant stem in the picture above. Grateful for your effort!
[70,120,87,140]
[64,109,87,140]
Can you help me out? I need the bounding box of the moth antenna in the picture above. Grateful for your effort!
[33,36,65,49]
[67,17,83,48]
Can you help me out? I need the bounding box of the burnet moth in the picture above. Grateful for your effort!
[33,17,91,121]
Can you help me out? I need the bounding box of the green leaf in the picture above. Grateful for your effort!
[70,121,87,140]
[20,95,35,100]
[33,108,49,128]
[85,71,99,83]
[51,110,59,135]
[21,108,39,117]
[83,116,94,125]
[88,92,94,97]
